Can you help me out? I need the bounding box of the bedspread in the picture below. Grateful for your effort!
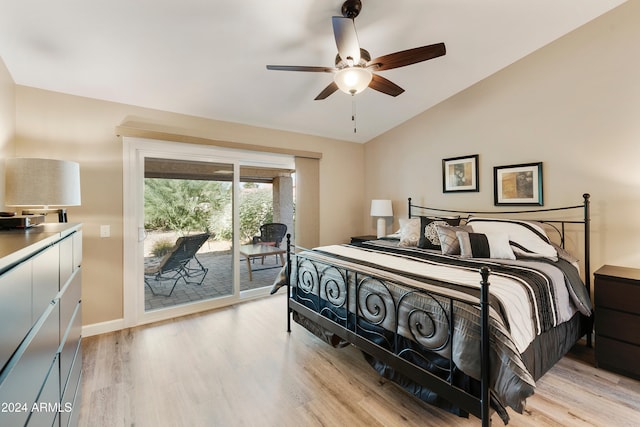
[272,241,592,419]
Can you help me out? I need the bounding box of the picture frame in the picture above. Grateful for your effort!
[442,154,479,193]
[493,162,543,206]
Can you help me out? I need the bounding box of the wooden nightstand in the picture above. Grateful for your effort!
[350,235,378,244]
[594,265,640,380]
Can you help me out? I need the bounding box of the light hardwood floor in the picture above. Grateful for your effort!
[78,294,640,427]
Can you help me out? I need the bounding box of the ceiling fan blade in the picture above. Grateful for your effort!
[368,43,446,71]
[332,16,360,64]
[369,74,404,97]
[266,65,335,73]
[314,82,339,100]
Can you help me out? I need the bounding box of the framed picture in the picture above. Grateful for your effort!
[493,162,543,205]
[442,154,479,193]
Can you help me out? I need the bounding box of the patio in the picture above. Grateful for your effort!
[144,249,284,311]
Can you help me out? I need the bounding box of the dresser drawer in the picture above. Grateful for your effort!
[596,336,640,379]
[595,279,640,314]
[32,244,60,323]
[0,302,60,426]
[60,271,82,345]
[27,355,59,427]
[0,260,32,371]
[73,230,83,270]
[60,235,74,289]
[60,301,82,389]
[60,342,82,427]
[596,307,640,345]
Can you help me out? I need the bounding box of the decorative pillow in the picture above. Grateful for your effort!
[386,230,402,240]
[467,217,558,260]
[418,216,461,249]
[552,242,580,265]
[435,224,472,255]
[456,231,516,260]
[398,218,421,247]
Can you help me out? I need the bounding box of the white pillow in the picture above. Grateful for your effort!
[467,217,557,260]
[457,231,516,260]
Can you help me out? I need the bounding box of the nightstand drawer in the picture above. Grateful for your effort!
[596,307,640,345]
[596,336,640,379]
[595,279,640,314]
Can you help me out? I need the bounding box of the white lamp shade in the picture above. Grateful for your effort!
[370,199,393,217]
[334,67,373,95]
[5,158,81,207]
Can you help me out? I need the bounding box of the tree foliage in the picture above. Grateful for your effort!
[239,186,273,242]
[208,185,273,243]
[144,179,230,235]
[145,179,274,243]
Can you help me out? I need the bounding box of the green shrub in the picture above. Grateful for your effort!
[208,186,274,243]
[144,178,230,234]
[145,179,277,244]
[239,187,274,242]
[150,238,175,258]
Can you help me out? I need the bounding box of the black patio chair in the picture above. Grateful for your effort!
[252,223,287,264]
[144,233,210,297]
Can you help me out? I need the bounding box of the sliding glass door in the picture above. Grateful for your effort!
[123,137,294,327]
[143,158,234,311]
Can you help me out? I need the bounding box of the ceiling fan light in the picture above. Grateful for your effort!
[334,67,372,95]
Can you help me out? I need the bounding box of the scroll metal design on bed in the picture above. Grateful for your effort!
[295,258,459,359]
[287,245,493,424]
[285,193,591,427]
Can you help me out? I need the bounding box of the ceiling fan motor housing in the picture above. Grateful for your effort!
[342,0,362,19]
[335,48,371,68]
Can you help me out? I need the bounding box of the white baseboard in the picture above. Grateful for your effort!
[82,318,126,337]
[81,288,273,337]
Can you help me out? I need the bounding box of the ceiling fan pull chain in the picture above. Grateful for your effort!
[352,95,357,133]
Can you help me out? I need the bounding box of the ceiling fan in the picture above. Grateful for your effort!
[266,0,446,100]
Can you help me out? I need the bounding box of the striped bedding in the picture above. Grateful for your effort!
[273,239,592,420]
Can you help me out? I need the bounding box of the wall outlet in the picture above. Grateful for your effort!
[100,225,110,238]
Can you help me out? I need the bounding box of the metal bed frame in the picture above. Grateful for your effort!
[284,194,591,426]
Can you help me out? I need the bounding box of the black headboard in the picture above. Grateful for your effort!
[407,194,591,294]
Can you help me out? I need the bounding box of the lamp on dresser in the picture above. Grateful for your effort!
[370,199,393,238]
[5,157,81,222]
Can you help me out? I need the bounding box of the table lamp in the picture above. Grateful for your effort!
[370,199,393,238]
[5,158,81,223]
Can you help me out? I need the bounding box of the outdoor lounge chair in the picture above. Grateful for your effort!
[144,233,210,297]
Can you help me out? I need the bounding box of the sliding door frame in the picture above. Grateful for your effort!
[123,137,294,327]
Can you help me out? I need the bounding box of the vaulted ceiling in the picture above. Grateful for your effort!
[0,0,627,143]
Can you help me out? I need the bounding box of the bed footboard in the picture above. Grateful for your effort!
[284,234,493,426]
